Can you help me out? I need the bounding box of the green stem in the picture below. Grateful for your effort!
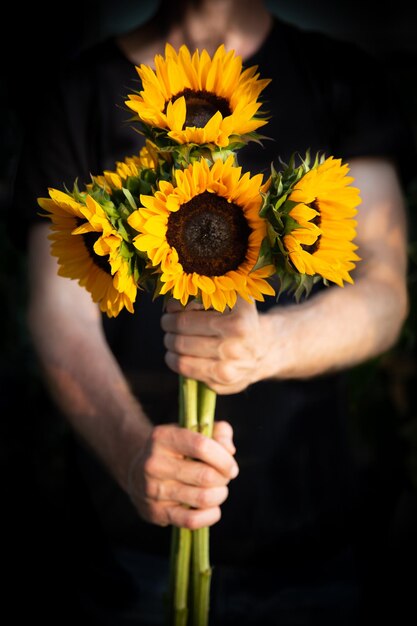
[191,382,217,626]
[192,527,212,626]
[198,383,217,437]
[172,527,192,626]
[168,379,217,626]
[168,375,199,625]
[182,376,199,431]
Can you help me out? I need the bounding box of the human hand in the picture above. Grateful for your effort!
[161,298,270,394]
[128,420,239,529]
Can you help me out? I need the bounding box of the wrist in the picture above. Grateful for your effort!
[257,307,298,381]
[108,406,154,493]
[126,446,147,505]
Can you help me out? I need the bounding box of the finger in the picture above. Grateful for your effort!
[150,425,239,480]
[164,332,252,362]
[165,351,252,388]
[164,503,223,529]
[213,421,236,455]
[146,451,235,487]
[164,332,219,358]
[161,308,223,336]
[148,480,229,509]
[161,298,258,338]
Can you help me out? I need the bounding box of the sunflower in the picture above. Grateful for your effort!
[126,43,270,148]
[38,189,137,317]
[127,155,275,312]
[92,143,158,191]
[282,156,361,287]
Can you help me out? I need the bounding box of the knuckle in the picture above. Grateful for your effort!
[196,508,221,529]
[169,506,189,528]
[182,511,201,530]
[143,479,155,499]
[216,361,238,385]
[164,506,176,526]
[165,333,183,354]
[163,332,172,350]
[220,485,229,504]
[145,479,165,501]
[176,334,187,355]
[218,338,235,359]
[232,315,249,336]
[196,464,216,487]
[195,489,211,508]
[228,339,246,359]
[187,517,201,531]
[150,424,165,443]
[143,454,158,477]
[177,312,189,332]
[193,433,210,458]
[196,486,228,508]
[170,353,189,377]
[164,350,177,372]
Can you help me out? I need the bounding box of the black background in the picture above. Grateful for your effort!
[2,2,417,623]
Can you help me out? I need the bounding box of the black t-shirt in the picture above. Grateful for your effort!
[11,17,416,570]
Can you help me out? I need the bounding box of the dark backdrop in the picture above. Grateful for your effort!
[2,2,417,624]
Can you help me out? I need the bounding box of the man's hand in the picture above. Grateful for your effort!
[161,298,271,394]
[128,420,239,529]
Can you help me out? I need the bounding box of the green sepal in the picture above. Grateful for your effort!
[251,237,273,272]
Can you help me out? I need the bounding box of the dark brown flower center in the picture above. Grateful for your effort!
[166,191,250,276]
[77,220,112,274]
[170,89,232,128]
[301,199,322,254]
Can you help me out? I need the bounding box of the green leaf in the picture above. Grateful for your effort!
[116,220,131,243]
[122,188,138,211]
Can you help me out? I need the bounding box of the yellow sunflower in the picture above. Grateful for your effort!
[38,189,137,317]
[283,157,361,287]
[127,155,275,312]
[92,143,158,191]
[126,43,270,148]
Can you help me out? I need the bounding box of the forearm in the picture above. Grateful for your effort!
[27,225,153,492]
[259,267,408,380]
[31,318,153,491]
[258,157,409,381]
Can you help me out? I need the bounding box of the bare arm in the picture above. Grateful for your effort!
[27,223,238,528]
[162,157,409,391]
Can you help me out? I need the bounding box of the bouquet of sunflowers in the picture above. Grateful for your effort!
[38,43,361,626]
